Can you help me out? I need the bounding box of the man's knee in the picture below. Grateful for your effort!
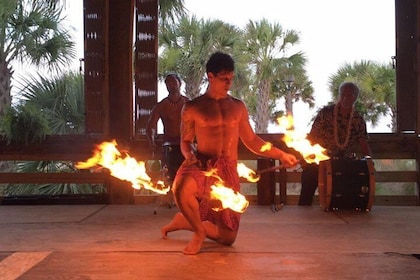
[219,235,236,246]
[217,229,238,246]
[172,174,197,200]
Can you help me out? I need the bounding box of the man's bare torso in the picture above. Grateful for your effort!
[157,97,187,140]
[183,94,245,160]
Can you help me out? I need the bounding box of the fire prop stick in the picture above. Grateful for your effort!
[256,155,315,174]
[76,140,170,195]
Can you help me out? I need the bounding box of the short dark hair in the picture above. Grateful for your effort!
[206,51,235,75]
[165,72,182,85]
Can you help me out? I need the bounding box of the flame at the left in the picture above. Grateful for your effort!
[76,140,170,194]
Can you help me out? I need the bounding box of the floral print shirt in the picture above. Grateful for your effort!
[308,104,368,157]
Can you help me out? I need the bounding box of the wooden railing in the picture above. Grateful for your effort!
[0,133,418,206]
[251,133,419,207]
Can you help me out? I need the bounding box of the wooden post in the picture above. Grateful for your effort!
[279,167,287,205]
[108,177,135,204]
[108,0,135,143]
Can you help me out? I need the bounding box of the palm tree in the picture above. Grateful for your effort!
[328,60,395,131]
[0,0,76,115]
[18,72,85,134]
[158,15,241,98]
[159,0,186,30]
[371,63,396,131]
[241,18,312,133]
[0,72,103,196]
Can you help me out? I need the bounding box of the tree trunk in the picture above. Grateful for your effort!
[0,59,13,116]
[255,79,270,133]
[285,88,293,117]
[185,78,202,99]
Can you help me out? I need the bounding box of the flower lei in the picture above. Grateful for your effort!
[333,104,354,150]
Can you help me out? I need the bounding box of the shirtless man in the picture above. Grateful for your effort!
[146,73,189,181]
[160,52,299,255]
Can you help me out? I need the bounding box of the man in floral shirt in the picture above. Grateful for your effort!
[298,82,372,205]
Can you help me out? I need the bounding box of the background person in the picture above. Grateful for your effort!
[146,73,189,182]
[298,81,372,206]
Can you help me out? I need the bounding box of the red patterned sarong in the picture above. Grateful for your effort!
[175,157,241,231]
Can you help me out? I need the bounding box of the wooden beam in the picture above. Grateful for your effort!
[0,133,416,160]
[0,172,109,184]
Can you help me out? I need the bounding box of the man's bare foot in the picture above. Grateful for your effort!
[160,225,171,239]
[161,212,192,239]
[182,231,206,255]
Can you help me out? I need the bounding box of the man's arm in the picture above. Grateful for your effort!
[179,103,197,164]
[359,138,372,157]
[357,115,372,157]
[146,105,161,153]
[238,102,298,167]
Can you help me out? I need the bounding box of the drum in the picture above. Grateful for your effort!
[318,158,375,211]
[162,143,184,182]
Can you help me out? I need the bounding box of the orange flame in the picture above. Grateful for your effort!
[260,142,273,152]
[76,140,170,194]
[277,115,329,164]
[203,168,250,213]
[210,184,249,213]
[237,162,260,182]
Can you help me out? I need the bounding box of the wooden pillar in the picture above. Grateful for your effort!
[279,167,287,205]
[134,0,159,136]
[395,0,420,204]
[84,0,136,141]
[415,0,420,205]
[84,0,109,136]
[395,0,418,133]
[108,177,135,204]
[108,0,135,143]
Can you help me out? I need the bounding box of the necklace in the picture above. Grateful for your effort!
[333,104,354,150]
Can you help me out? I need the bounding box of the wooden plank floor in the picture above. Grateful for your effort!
[0,204,419,279]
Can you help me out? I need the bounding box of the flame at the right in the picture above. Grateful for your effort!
[277,115,329,164]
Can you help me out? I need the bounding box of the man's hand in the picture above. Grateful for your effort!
[279,152,299,168]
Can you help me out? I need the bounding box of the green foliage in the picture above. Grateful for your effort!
[159,13,397,133]
[18,72,85,134]
[0,0,77,116]
[0,104,50,145]
[158,0,186,30]
[159,16,313,132]
[5,0,76,70]
[328,60,396,130]
[0,72,89,196]
[3,182,106,196]
[4,160,106,196]
[0,71,84,145]
[158,15,242,98]
[240,18,312,132]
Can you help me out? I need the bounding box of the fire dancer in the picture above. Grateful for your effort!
[298,81,372,205]
[146,73,189,182]
[161,51,299,255]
